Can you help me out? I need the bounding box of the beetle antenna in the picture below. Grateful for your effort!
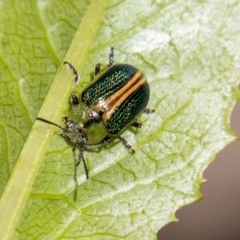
[36,117,64,130]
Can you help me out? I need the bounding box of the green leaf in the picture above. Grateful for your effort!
[0,0,239,239]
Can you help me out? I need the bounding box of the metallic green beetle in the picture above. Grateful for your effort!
[37,48,153,179]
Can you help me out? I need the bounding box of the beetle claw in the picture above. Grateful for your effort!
[118,136,135,153]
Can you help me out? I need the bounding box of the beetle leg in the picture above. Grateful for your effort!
[94,63,108,76]
[95,47,114,75]
[75,146,89,179]
[84,135,134,153]
[72,94,79,105]
[62,116,68,123]
[64,61,79,84]
[131,109,154,128]
[84,136,112,150]
[118,136,135,153]
[64,61,80,103]
[74,137,112,179]
[131,122,142,128]
[108,47,114,66]
[95,63,101,75]
[143,108,155,113]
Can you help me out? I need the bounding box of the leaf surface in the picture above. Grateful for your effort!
[0,1,239,239]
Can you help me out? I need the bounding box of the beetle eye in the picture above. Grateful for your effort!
[66,121,76,129]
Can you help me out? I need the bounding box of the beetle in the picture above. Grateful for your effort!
[37,48,153,179]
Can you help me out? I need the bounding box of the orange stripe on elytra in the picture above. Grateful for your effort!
[101,71,146,124]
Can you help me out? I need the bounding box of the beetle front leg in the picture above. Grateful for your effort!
[76,137,112,179]
[64,61,79,84]
[64,61,80,105]
[74,146,89,180]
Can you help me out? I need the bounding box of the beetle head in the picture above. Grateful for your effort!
[62,119,88,145]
